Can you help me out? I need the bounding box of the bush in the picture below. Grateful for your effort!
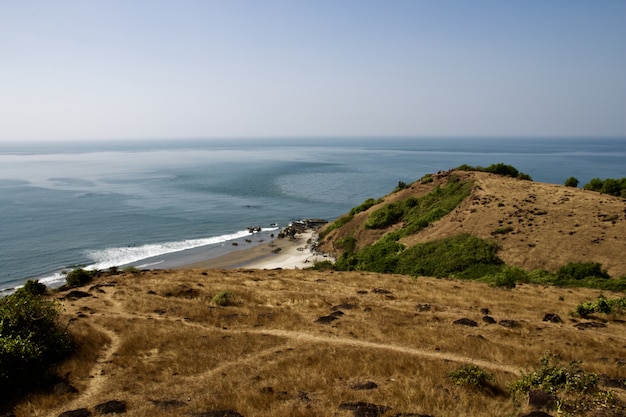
[556,262,610,282]
[583,177,626,197]
[456,163,532,180]
[489,266,528,289]
[65,268,94,287]
[574,295,626,317]
[0,290,71,397]
[448,364,495,391]
[564,177,579,187]
[22,279,47,296]
[509,353,599,399]
[394,234,503,279]
[213,291,235,307]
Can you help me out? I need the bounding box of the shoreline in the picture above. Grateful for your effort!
[179,229,333,270]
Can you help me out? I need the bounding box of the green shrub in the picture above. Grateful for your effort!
[574,295,626,317]
[556,262,610,282]
[509,353,599,399]
[488,266,528,289]
[350,198,381,216]
[583,177,626,197]
[122,266,141,274]
[394,234,503,279]
[420,173,434,183]
[21,279,47,296]
[448,364,495,391]
[65,268,94,287]
[0,290,71,397]
[456,163,532,180]
[564,177,579,187]
[336,236,357,254]
[213,291,235,306]
[308,260,335,271]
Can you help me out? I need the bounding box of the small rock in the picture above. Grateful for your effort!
[150,400,186,410]
[58,409,91,417]
[338,402,390,417]
[520,412,553,417]
[480,308,490,315]
[350,381,378,390]
[482,316,496,324]
[332,303,357,310]
[63,291,91,300]
[94,400,126,414]
[499,319,519,328]
[372,288,391,294]
[189,411,244,417]
[53,381,78,395]
[330,310,345,317]
[416,303,431,312]
[528,389,556,410]
[543,313,562,323]
[453,318,478,327]
[574,322,607,329]
[315,315,338,324]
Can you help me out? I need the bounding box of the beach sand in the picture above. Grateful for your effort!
[180,230,333,270]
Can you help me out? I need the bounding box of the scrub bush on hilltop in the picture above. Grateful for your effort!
[456,163,533,180]
[0,281,72,399]
[583,177,626,197]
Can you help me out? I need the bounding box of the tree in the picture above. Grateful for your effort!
[564,177,579,188]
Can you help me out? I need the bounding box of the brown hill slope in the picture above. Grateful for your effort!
[11,269,626,417]
[318,170,626,277]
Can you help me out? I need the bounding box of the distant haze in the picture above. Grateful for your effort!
[1,1,625,142]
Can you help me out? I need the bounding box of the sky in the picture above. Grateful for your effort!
[1,0,625,142]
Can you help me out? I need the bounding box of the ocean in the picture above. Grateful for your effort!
[1,137,624,293]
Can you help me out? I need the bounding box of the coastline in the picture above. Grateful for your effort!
[179,228,333,270]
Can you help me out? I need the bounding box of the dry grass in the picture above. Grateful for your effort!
[10,268,626,417]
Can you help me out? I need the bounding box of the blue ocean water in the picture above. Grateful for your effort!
[1,137,624,292]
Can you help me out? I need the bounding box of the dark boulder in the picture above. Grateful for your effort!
[453,318,478,327]
[94,400,126,414]
[338,402,390,417]
[499,319,519,328]
[542,313,562,323]
[189,411,244,417]
[350,381,378,390]
[150,399,186,409]
[58,409,91,417]
[482,316,496,324]
[315,315,338,324]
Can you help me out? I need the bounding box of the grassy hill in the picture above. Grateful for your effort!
[318,169,626,284]
[4,168,626,417]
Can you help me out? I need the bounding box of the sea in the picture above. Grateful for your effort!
[1,137,625,293]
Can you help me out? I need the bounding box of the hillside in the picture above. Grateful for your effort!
[8,269,626,417]
[318,170,626,278]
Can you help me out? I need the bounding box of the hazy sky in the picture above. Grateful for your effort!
[1,1,625,141]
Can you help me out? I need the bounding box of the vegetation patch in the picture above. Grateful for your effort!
[448,364,496,393]
[212,291,235,307]
[336,233,504,279]
[574,295,626,318]
[456,163,532,180]
[365,174,472,236]
[508,353,623,414]
[583,176,626,197]
[0,282,71,399]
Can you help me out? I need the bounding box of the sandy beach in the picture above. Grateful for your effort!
[181,229,333,270]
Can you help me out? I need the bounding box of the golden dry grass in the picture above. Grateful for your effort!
[12,268,626,417]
